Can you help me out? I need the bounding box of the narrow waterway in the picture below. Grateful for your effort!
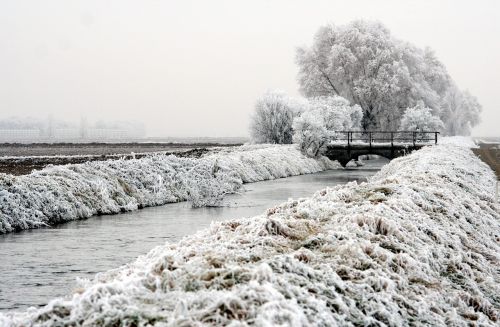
[0,159,387,312]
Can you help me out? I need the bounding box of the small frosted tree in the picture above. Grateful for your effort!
[292,110,330,157]
[293,95,363,157]
[250,91,306,144]
[399,104,444,141]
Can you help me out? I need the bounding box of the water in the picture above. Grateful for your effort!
[0,159,387,312]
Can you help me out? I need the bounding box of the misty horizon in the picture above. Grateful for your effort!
[1,0,499,137]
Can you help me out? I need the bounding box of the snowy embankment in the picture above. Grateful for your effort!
[439,136,478,148]
[0,145,338,234]
[2,144,498,326]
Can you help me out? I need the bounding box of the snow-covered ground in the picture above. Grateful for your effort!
[439,136,478,148]
[1,144,498,326]
[0,144,338,234]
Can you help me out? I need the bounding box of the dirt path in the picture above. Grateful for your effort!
[472,143,500,180]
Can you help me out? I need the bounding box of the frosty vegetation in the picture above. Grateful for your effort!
[439,136,479,148]
[292,96,362,157]
[296,20,481,135]
[0,145,337,234]
[249,91,363,158]
[441,88,482,136]
[249,91,306,144]
[2,144,498,326]
[399,103,445,133]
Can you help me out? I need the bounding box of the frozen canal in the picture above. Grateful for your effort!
[0,159,387,312]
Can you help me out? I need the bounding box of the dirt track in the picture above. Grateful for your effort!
[472,143,500,180]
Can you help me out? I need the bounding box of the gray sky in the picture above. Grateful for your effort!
[1,0,499,137]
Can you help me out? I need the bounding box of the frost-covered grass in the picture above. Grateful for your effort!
[2,144,498,326]
[0,144,338,234]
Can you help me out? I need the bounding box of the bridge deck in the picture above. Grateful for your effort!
[325,131,439,166]
[328,142,434,148]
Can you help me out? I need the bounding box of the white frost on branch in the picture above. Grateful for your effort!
[293,95,362,157]
[249,90,308,144]
[440,87,482,136]
[296,20,481,135]
[399,103,444,132]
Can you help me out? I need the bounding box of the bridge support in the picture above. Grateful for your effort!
[325,144,422,167]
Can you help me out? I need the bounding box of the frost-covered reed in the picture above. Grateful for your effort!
[1,144,498,326]
[0,145,337,233]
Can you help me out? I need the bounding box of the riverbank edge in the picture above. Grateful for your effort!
[0,144,340,234]
[0,144,237,176]
[2,144,498,325]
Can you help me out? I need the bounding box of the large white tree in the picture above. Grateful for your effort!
[249,90,307,144]
[296,20,480,135]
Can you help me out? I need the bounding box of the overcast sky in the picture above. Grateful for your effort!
[1,0,498,137]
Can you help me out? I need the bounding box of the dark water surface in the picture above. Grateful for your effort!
[0,159,387,312]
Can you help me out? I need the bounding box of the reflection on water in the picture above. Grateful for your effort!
[0,159,387,312]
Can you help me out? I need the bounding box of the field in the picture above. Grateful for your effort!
[473,142,500,179]
[0,142,241,175]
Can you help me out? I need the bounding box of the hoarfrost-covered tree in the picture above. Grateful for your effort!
[399,103,444,133]
[307,96,363,131]
[292,110,329,157]
[296,20,481,134]
[249,91,307,144]
[441,87,482,135]
[293,95,362,157]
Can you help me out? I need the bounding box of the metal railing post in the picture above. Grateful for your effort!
[391,132,394,147]
[413,132,416,146]
[435,132,438,144]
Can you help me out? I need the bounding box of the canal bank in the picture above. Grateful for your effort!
[0,159,387,311]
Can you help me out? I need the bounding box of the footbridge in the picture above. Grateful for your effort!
[325,131,439,167]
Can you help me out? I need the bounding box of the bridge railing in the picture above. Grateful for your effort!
[334,131,439,147]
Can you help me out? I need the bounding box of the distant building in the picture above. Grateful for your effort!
[0,117,146,143]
